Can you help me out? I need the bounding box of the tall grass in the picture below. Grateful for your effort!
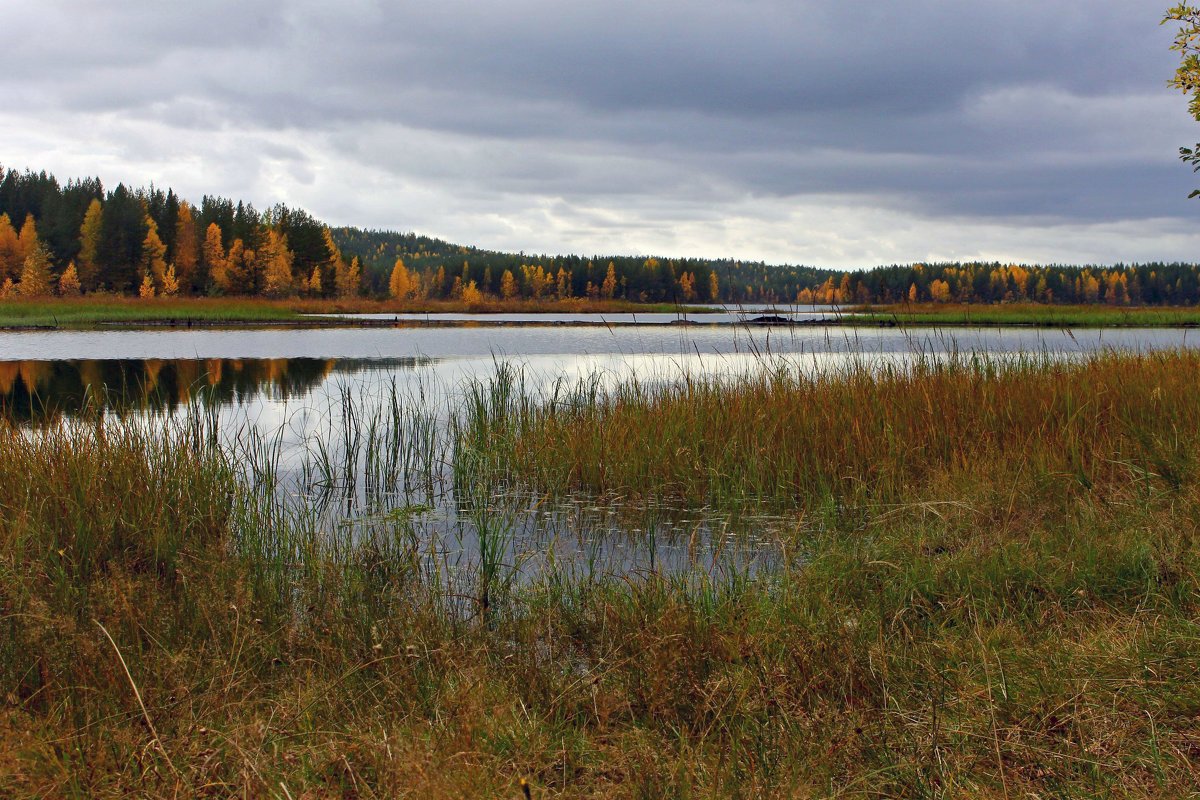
[466,350,1200,512]
[3,352,1200,796]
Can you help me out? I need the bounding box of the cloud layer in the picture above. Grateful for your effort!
[1,1,1196,267]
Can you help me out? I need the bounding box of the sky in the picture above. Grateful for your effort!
[1,0,1197,269]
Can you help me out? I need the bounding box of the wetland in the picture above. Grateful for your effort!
[5,317,1200,797]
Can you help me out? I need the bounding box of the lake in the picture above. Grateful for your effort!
[3,319,1196,584]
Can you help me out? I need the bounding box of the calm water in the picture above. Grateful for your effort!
[304,302,845,325]
[2,321,1194,583]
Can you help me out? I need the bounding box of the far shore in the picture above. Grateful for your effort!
[3,297,1200,330]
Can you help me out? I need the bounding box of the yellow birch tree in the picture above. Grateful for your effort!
[16,215,38,267]
[140,218,168,291]
[77,199,103,290]
[173,201,199,292]
[501,269,518,299]
[58,262,82,296]
[336,255,361,298]
[0,214,19,283]
[202,223,227,292]
[389,257,412,299]
[261,230,295,298]
[17,241,53,297]
[462,279,483,305]
[601,262,617,299]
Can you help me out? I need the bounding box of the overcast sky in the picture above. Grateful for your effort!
[1,1,1196,268]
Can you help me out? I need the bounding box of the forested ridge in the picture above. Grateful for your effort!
[2,163,1199,306]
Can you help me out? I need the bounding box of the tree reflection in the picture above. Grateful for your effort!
[0,356,434,423]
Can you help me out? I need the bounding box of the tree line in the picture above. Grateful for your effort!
[0,166,359,298]
[4,164,1200,306]
[336,226,834,304]
[803,262,1200,306]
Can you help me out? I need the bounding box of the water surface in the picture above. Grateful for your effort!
[2,321,1194,585]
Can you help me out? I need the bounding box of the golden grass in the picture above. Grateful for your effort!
[3,353,1200,796]
[476,350,1200,510]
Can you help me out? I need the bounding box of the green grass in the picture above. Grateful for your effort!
[4,353,1200,796]
[847,302,1200,327]
[0,296,304,327]
[0,296,717,329]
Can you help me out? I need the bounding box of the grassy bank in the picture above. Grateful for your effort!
[470,350,1200,511]
[0,296,714,329]
[848,302,1200,327]
[3,354,1200,796]
[0,297,304,327]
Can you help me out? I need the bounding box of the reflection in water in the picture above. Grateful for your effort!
[5,324,1200,587]
[0,356,436,422]
[0,352,796,588]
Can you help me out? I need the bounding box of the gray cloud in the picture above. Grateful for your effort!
[0,0,1196,266]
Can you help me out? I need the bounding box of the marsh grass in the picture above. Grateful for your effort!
[471,349,1200,512]
[2,352,1200,797]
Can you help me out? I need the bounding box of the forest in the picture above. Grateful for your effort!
[3,163,1200,306]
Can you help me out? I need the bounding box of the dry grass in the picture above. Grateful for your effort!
[474,350,1200,510]
[3,353,1200,796]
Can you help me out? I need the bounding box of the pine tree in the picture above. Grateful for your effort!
[58,261,82,296]
[17,241,53,297]
[97,183,147,292]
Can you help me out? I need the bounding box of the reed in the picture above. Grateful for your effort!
[469,349,1200,513]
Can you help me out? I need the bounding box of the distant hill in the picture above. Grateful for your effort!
[330,226,835,304]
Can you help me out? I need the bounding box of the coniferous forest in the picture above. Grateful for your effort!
[3,163,1200,306]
